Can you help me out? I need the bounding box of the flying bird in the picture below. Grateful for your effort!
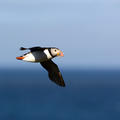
[16,46,65,87]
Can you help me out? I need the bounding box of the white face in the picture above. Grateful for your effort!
[50,48,64,57]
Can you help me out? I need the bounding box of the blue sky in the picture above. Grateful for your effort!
[0,0,120,68]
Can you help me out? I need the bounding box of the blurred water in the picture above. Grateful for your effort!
[0,68,120,120]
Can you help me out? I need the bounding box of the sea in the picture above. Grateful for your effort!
[0,68,120,120]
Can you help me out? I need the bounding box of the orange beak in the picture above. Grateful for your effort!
[60,51,64,56]
[16,56,25,60]
[57,51,64,57]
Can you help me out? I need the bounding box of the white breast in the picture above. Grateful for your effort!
[23,52,36,62]
[23,51,49,62]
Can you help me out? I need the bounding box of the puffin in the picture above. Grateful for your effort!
[16,46,65,87]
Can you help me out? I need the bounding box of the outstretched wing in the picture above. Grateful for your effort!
[40,60,65,87]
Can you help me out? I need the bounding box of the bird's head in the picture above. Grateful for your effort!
[50,48,64,57]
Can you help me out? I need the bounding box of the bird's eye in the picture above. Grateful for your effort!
[55,50,57,52]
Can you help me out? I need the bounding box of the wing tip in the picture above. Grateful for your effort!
[60,83,66,87]
[20,47,27,50]
[56,80,66,87]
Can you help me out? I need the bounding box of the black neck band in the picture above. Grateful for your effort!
[48,48,54,57]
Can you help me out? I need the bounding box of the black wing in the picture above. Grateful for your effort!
[20,46,45,52]
[40,60,65,87]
